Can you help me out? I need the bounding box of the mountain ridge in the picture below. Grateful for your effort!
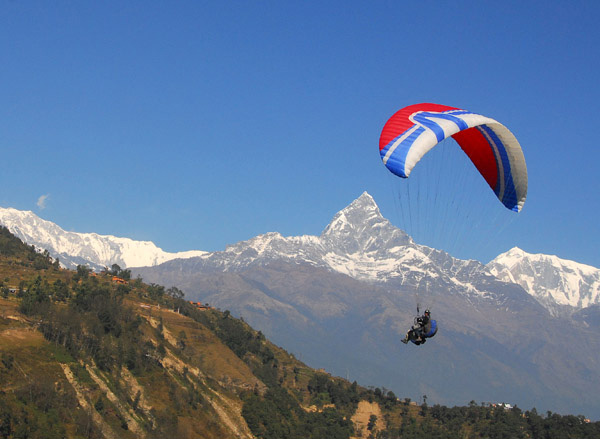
[489,246,600,311]
[0,206,206,270]
[1,193,599,313]
[2,195,600,416]
[2,225,597,435]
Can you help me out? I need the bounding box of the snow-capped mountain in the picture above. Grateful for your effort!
[5,193,598,312]
[488,247,600,311]
[0,207,206,270]
[130,193,600,418]
[178,191,418,280]
[3,194,600,416]
[130,193,498,302]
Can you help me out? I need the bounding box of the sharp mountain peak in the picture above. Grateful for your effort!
[1,194,598,312]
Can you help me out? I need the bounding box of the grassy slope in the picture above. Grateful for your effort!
[0,230,254,438]
[0,240,357,438]
[0,296,253,438]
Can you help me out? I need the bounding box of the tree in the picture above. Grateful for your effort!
[367,414,377,431]
[110,264,121,275]
[177,330,187,350]
[52,279,69,302]
[147,283,165,300]
[19,276,50,315]
[73,265,91,282]
[109,263,131,280]
[166,287,184,300]
[94,397,105,413]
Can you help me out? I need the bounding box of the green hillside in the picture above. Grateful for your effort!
[0,226,598,439]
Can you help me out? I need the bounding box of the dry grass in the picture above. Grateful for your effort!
[134,303,263,392]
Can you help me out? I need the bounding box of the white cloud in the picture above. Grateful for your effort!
[37,194,50,210]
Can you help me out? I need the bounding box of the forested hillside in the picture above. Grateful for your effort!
[0,226,598,439]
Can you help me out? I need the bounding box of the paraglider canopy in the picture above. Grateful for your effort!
[379,103,528,212]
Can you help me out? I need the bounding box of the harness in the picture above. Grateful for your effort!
[424,319,437,338]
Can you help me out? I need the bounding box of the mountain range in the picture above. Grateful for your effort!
[0,207,206,270]
[2,194,600,417]
[3,226,593,438]
[489,247,600,313]
[1,195,598,314]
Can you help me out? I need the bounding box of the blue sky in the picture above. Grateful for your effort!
[1,1,599,267]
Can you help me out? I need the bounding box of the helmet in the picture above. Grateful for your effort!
[424,309,431,316]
